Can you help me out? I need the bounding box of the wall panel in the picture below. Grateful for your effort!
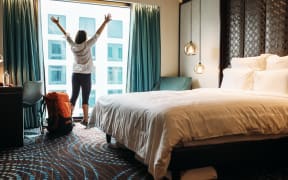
[265,0,288,55]
[220,0,288,84]
[244,0,266,57]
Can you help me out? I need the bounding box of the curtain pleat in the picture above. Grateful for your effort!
[3,0,44,129]
[126,4,161,92]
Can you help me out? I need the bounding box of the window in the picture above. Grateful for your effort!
[108,43,122,61]
[79,17,95,36]
[91,71,96,84]
[48,89,67,93]
[108,89,122,94]
[92,45,96,61]
[89,90,96,107]
[108,20,123,38]
[107,67,122,84]
[48,66,66,84]
[78,90,96,110]
[48,40,66,60]
[48,14,66,35]
[41,0,130,116]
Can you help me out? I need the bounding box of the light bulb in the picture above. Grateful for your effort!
[184,41,196,56]
[194,62,205,74]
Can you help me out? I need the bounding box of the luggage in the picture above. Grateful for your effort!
[44,92,73,135]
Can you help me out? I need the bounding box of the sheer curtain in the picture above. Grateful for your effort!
[3,0,45,129]
[126,3,161,92]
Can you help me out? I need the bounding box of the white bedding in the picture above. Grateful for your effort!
[88,88,288,179]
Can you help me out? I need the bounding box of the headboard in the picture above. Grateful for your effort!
[219,0,288,86]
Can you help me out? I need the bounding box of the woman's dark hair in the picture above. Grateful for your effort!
[75,30,87,44]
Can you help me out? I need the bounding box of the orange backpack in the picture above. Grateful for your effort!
[45,92,73,135]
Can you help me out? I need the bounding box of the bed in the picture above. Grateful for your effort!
[88,50,288,179]
[87,0,288,177]
[88,86,288,179]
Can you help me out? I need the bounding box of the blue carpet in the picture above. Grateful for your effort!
[0,123,152,179]
[0,123,288,179]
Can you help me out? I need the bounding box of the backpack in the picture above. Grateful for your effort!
[44,92,73,135]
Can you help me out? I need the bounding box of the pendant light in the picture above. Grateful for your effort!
[194,0,205,74]
[184,1,196,56]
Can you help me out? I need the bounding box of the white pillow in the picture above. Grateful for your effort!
[221,68,254,90]
[260,53,274,59]
[230,56,266,70]
[266,55,288,70]
[253,70,288,94]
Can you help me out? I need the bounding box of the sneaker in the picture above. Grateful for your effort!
[80,120,88,126]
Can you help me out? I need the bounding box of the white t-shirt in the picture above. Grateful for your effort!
[65,32,100,74]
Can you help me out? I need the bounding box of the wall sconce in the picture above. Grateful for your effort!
[184,1,196,56]
[194,0,205,74]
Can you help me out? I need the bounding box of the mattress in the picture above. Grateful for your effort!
[88,88,288,179]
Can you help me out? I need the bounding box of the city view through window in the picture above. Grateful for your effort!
[41,0,130,117]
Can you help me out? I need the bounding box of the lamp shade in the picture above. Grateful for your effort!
[194,62,205,74]
[184,41,196,56]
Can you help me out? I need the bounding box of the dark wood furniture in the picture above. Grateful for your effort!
[106,133,288,180]
[168,136,288,179]
[0,87,23,148]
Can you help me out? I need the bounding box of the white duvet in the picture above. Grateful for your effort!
[88,88,288,179]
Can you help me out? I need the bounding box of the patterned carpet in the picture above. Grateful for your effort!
[0,123,153,180]
[1,123,288,180]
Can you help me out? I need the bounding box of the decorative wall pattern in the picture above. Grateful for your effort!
[265,0,288,55]
[220,0,288,83]
[244,0,266,57]
[220,0,244,75]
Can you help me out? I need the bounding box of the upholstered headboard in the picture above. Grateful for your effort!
[219,0,288,86]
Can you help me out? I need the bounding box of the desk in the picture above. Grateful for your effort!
[0,87,23,147]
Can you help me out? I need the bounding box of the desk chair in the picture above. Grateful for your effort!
[23,81,45,134]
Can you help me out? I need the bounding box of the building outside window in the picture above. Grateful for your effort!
[108,89,122,94]
[107,67,123,84]
[79,17,96,36]
[48,65,66,85]
[108,20,123,38]
[41,0,130,117]
[48,14,66,35]
[48,40,66,60]
[108,43,123,61]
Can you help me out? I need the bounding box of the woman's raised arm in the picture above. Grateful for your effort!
[96,13,112,36]
[50,16,67,35]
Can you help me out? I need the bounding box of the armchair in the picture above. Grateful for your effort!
[153,76,192,91]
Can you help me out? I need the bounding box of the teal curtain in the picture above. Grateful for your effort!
[3,0,44,129]
[126,4,161,92]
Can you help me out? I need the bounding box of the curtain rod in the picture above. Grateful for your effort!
[54,0,131,7]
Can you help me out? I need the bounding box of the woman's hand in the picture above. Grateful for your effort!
[104,13,112,23]
[50,16,67,35]
[50,16,59,24]
[96,13,112,35]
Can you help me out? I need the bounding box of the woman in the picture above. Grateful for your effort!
[51,13,112,126]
